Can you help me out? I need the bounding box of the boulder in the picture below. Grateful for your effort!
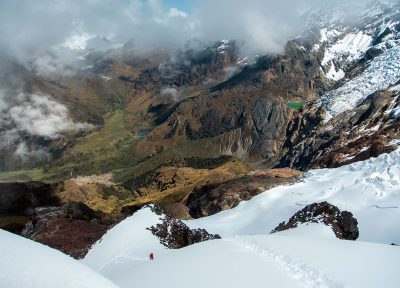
[271,201,359,240]
[147,205,220,249]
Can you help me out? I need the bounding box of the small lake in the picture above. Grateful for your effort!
[137,130,150,137]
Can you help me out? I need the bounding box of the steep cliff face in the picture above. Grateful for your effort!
[272,1,400,169]
[151,41,324,165]
[21,202,125,259]
[278,88,400,169]
[0,182,59,233]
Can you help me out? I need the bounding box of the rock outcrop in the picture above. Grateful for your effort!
[187,168,300,218]
[0,182,59,215]
[21,202,124,259]
[271,201,359,240]
[278,88,400,170]
[0,182,59,234]
[147,205,220,249]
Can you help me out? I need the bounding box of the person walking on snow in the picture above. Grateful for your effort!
[149,252,154,261]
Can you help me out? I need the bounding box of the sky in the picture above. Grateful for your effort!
[164,0,198,11]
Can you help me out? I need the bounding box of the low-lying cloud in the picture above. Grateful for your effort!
[0,91,94,163]
[161,87,180,102]
[6,93,93,139]
[14,142,51,164]
[0,0,376,66]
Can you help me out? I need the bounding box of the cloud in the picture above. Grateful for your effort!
[161,87,180,101]
[4,93,94,139]
[14,142,51,164]
[167,7,188,18]
[0,91,94,165]
[0,0,377,70]
[224,66,241,79]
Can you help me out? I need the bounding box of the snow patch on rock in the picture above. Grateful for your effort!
[319,45,400,120]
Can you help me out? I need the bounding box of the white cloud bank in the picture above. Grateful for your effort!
[6,93,93,139]
[0,0,377,63]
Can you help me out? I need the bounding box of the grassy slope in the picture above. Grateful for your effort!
[122,158,251,207]
[0,108,224,184]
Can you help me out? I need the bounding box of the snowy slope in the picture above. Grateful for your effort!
[187,148,400,244]
[319,30,372,81]
[82,207,166,278]
[82,148,400,288]
[319,44,400,120]
[310,1,400,119]
[94,233,400,288]
[0,229,118,288]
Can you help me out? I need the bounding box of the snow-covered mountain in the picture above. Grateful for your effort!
[77,147,400,288]
[3,147,400,287]
[313,1,400,120]
[2,1,400,287]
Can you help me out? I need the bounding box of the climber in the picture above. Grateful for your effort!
[149,252,154,261]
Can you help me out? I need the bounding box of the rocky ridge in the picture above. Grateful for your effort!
[147,204,220,249]
[271,201,359,240]
[22,202,124,259]
[278,86,400,169]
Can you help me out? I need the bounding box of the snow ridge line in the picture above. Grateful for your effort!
[226,237,343,288]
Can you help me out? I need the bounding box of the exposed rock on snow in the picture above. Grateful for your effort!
[148,214,220,249]
[271,201,359,240]
[186,147,400,245]
[312,1,400,119]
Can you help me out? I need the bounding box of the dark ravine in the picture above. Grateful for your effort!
[0,182,59,234]
[21,202,125,259]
